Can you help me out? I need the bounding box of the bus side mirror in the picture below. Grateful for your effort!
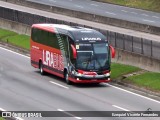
[71,44,77,59]
[109,45,115,58]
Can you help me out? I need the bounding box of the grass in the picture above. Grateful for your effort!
[0,28,17,39]
[2,35,30,50]
[0,28,30,50]
[125,72,160,91]
[111,63,140,79]
[0,117,5,120]
[93,0,160,12]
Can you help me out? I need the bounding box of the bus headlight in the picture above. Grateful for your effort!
[77,73,82,76]
[105,73,110,76]
[74,71,82,76]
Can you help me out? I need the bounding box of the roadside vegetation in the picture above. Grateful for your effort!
[2,34,30,50]
[0,117,5,120]
[93,0,160,12]
[125,72,160,92]
[0,29,17,38]
[0,28,160,92]
[111,63,140,79]
[0,28,30,50]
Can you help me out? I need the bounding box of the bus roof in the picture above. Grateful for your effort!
[32,24,106,42]
[32,24,92,31]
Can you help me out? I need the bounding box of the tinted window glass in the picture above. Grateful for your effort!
[31,28,60,49]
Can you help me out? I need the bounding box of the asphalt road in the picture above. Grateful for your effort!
[0,46,160,120]
[27,0,160,27]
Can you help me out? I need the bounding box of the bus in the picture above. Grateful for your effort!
[30,24,115,84]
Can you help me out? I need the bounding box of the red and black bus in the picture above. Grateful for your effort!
[30,24,115,84]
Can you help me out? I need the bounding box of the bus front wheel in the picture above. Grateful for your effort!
[64,71,72,85]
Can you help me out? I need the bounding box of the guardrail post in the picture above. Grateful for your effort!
[141,38,143,54]
[115,32,117,47]
[132,36,133,52]
[151,40,153,57]
[123,34,125,50]
[107,30,109,42]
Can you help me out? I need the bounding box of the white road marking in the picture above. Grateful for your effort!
[57,109,64,111]
[121,10,128,13]
[75,5,84,9]
[104,83,160,104]
[152,16,159,19]
[105,11,116,15]
[142,19,155,23]
[0,107,6,111]
[0,108,24,120]
[14,117,24,120]
[74,117,82,120]
[50,81,69,89]
[57,109,82,119]
[112,105,130,111]
[0,47,29,59]
[90,4,98,7]
[142,14,149,17]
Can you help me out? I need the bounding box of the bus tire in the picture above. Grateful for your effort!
[39,61,45,75]
[64,71,72,85]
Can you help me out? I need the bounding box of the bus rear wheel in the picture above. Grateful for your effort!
[39,61,45,75]
[64,71,72,85]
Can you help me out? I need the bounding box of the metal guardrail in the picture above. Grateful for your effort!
[107,32,160,60]
[0,6,160,60]
[2,0,160,35]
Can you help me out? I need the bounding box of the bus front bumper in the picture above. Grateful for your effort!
[70,73,111,83]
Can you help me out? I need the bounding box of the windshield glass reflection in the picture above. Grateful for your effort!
[76,43,109,71]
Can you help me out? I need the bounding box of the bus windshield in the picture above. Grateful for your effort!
[76,43,110,71]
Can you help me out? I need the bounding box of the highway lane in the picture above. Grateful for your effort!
[0,46,130,120]
[27,0,160,27]
[0,46,160,120]
[0,47,117,120]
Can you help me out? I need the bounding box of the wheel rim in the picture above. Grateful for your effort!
[65,73,68,82]
[40,63,43,74]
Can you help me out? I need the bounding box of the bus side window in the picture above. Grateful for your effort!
[31,28,40,42]
[41,30,48,45]
[48,32,60,49]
